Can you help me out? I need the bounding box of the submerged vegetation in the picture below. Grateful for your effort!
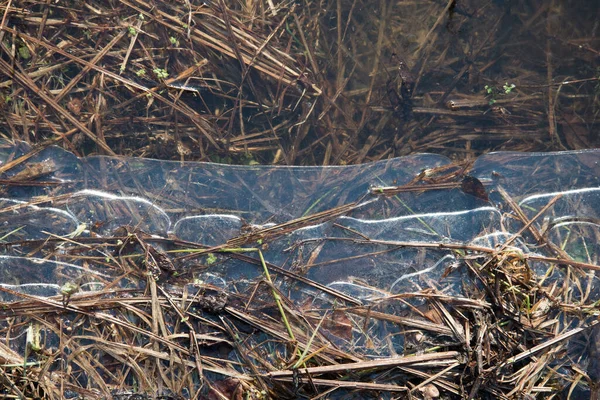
[0,0,598,164]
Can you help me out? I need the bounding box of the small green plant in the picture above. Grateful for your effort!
[136,68,146,77]
[206,253,217,265]
[484,82,516,105]
[153,68,169,79]
[503,82,516,94]
[60,281,80,306]
[241,152,259,165]
[169,36,179,46]
[26,323,42,352]
[128,26,137,36]
[484,85,496,105]
[521,294,531,313]
[18,45,30,60]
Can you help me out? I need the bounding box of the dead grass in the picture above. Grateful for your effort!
[0,0,599,398]
[0,150,598,398]
[0,0,597,165]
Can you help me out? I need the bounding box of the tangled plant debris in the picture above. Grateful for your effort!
[0,142,599,398]
[0,0,598,164]
[0,0,599,399]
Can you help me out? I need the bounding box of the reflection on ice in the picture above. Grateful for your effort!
[1,143,599,300]
[0,255,112,302]
[173,214,243,245]
[337,206,502,242]
[66,189,171,236]
[548,221,600,265]
[519,187,600,219]
[470,231,519,248]
[0,198,79,239]
[326,281,388,301]
[390,254,456,293]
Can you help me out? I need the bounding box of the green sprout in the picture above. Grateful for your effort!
[26,323,42,352]
[60,281,80,297]
[503,82,516,94]
[484,82,517,106]
[136,68,146,77]
[206,253,217,265]
[60,281,80,306]
[169,36,179,46]
[484,85,497,105]
[521,295,531,312]
[153,68,169,79]
[128,26,137,36]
